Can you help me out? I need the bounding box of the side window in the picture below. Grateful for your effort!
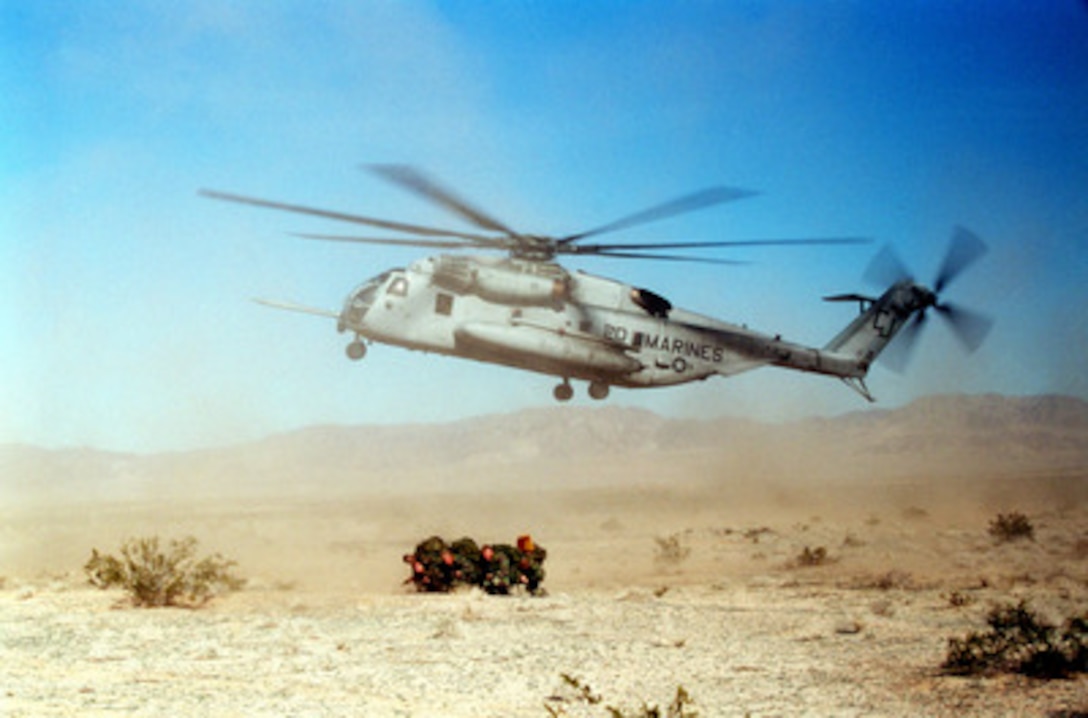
[631,287,671,318]
[388,276,409,297]
[435,292,454,316]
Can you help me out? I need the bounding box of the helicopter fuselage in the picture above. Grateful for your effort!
[337,254,863,400]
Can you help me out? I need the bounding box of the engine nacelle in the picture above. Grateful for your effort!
[432,256,569,306]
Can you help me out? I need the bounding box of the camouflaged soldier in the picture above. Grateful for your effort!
[516,534,547,595]
[403,551,427,591]
[478,543,515,595]
[410,535,454,592]
[449,536,482,588]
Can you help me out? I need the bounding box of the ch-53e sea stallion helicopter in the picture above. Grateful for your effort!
[201,165,992,403]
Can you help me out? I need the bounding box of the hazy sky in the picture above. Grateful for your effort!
[5,1,1087,452]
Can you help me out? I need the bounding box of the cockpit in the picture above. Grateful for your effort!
[339,269,399,331]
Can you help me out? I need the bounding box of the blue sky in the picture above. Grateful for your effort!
[4,1,1087,452]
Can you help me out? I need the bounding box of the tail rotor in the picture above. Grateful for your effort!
[865,227,994,371]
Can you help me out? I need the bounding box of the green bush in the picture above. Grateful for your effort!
[85,536,243,608]
[942,600,1088,679]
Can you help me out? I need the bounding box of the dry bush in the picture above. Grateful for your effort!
[793,545,832,568]
[989,512,1035,543]
[945,590,975,608]
[544,674,698,717]
[942,600,1088,679]
[653,534,691,565]
[85,536,244,608]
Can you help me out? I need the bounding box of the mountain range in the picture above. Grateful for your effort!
[3,393,1086,505]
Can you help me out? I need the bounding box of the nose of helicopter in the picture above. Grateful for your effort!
[339,278,382,332]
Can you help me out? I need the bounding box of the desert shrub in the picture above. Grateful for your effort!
[742,527,773,543]
[942,600,1088,679]
[989,512,1035,543]
[653,534,691,565]
[946,591,974,608]
[795,545,830,567]
[85,536,244,608]
[901,505,930,521]
[851,569,914,591]
[545,674,697,717]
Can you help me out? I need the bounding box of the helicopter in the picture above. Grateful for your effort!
[200,165,992,403]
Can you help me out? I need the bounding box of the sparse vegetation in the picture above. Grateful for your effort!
[842,532,866,548]
[84,536,243,608]
[743,527,773,543]
[545,674,697,717]
[794,545,831,567]
[945,590,975,608]
[988,511,1035,543]
[654,534,691,565]
[877,570,913,590]
[942,600,1088,679]
[901,505,930,521]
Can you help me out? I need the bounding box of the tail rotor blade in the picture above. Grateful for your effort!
[935,302,994,353]
[880,312,925,373]
[934,226,987,293]
[863,245,912,288]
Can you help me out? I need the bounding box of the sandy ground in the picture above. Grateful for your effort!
[3,478,1087,717]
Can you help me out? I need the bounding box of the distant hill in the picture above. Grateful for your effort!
[3,394,1086,505]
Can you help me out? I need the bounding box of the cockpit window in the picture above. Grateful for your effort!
[387,276,409,297]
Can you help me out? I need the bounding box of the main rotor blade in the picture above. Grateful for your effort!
[559,186,759,245]
[291,233,499,250]
[568,236,871,253]
[880,312,926,373]
[199,189,494,242]
[935,302,994,352]
[577,250,747,265]
[863,244,913,288]
[366,164,521,237]
[934,226,987,293]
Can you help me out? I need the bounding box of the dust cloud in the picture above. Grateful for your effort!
[3,396,1087,715]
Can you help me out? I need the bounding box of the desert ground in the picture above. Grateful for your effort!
[4,478,1087,716]
[3,398,1088,716]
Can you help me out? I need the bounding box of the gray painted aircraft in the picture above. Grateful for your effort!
[201,166,991,403]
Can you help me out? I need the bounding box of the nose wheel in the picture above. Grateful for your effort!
[553,380,573,402]
[346,340,367,361]
[588,381,610,400]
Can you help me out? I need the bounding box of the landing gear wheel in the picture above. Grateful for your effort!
[346,341,367,361]
[588,382,610,400]
[553,381,574,402]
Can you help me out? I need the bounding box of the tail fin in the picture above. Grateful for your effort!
[823,284,919,373]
